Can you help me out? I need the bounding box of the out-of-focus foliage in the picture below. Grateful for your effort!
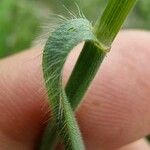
[41,0,107,19]
[48,0,150,29]
[0,0,41,58]
[0,0,150,58]
[128,0,150,29]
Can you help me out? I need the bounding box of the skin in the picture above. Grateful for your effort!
[0,30,150,150]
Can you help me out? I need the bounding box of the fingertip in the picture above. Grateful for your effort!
[75,30,150,149]
[119,139,150,150]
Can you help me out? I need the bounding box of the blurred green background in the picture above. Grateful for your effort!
[0,0,150,58]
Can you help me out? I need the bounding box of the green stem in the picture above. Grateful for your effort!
[94,0,136,47]
[67,0,137,110]
[66,42,106,110]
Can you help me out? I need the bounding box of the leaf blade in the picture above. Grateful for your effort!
[42,18,100,150]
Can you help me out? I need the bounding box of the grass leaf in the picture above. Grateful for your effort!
[40,0,136,149]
